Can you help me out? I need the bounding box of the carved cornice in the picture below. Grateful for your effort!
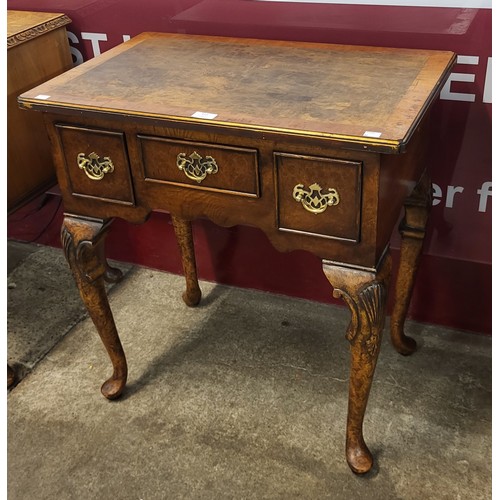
[7,15,71,49]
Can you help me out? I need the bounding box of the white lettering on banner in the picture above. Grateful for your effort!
[67,32,133,63]
[445,185,465,207]
[433,182,492,212]
[477,181,492,212]
[81,32,108,57]
[440,55,492,103]
[67,31,83,65]
[483,57,492,103]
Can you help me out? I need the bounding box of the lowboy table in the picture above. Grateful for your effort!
[19,33,455,474]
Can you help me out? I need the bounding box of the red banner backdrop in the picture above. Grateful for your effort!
[7,0,492,333]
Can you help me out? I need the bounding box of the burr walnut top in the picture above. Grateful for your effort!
[19,32,455,152]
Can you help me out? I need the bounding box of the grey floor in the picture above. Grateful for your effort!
[7,241,491,499]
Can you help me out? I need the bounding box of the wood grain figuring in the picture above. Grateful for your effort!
[323,252,391,474]
[19,33,455,151]
[171,216,202,307]
[55,124,135,205]
[44,113,382,266]
[275,152,361,242]
[377,113,432,257]
[391,172,432,355]
[19,33,456,474]
[7,10,71,48]
[140,135,260,197]
[61,216,127,399]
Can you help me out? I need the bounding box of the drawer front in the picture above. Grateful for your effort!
[56,124,135,205]
[139,135,260,197]
[275,152,362,242]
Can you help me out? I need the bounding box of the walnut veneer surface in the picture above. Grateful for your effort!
[19,33,455,474]
[21,33,453,150]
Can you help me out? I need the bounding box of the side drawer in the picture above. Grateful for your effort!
[139,135,260,198]
[55,124,135,205]
[274,152,362,242]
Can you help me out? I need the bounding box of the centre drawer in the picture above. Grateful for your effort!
[139,135,260,198]
[275,152,362,242]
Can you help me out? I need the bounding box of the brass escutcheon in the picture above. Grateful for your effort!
[177,151,218,183]
[292,182,340,214]
[77,152,114,181]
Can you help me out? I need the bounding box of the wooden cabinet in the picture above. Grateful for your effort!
[7,10,73,211]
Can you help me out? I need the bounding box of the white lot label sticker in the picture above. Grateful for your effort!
[363,131,382,138]
[191,111,218,119]
[35,94,51,100]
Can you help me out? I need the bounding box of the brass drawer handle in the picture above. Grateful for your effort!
[292,183,340,214]
[177,151,218,183]
[77,152,114,181]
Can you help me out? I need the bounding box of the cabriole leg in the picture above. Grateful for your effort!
[61,216,127,399]
[171,215,202,307]
[323,253,391,474]
[391,172,432,355]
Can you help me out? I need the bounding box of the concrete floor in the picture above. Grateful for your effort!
[7,241,491,499]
